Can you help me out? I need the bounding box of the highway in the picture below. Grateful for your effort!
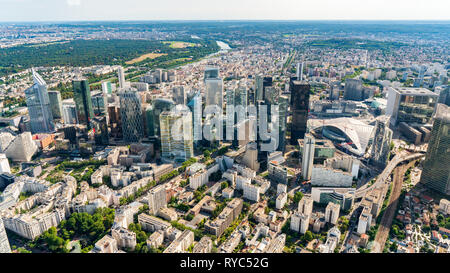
[355,151,425,199]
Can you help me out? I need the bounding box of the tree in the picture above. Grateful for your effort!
[389,241,398,252]
[304,231,313,242]
[221,181,229,190]
[293,191,304,204]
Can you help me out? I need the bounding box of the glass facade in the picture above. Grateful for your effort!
[73,79,94,129]
[397,94,437,124]
[119,91,144,143]
[420,104,450,195]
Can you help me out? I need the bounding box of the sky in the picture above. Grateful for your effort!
[0,0,449,22]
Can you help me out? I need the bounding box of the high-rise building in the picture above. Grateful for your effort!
[343,79,364,101]
[160,107,194,162]
[205,78,223,110]
[25,70,55,133]
[92,116,109,146]
[172,86,186,105]
[420,104,450,195]
[91,91,107,116]
[386,87,438,126]
[290,211,310,234]
[301,133,315,181]
[204,66,219,82]
[298,196,314,216]
[150,98,175,137]
[255,75,264,103]
[438,86,450,107]
[0,217,11,253]
[296,62,304,80]
[277,96,289,152]
[264,86,279,105]
[119,90,144,143]
[73,79,94,129]
[262,77,273,102]
[148,184,167,215]
[370,115,393,167]
[48,90,63,120]
[102,81,113,94]
[234,86,248,109]
[325,202,340,225]
[226,89,235,107]
[329,81,341,101]
[62,99,79,125]
[118,66,126,89]
[187,91,202,144]
[290,80,310,144]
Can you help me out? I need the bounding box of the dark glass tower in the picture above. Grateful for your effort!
[289,79,310,145]
[73,79,94,129]
[420,104,450,195]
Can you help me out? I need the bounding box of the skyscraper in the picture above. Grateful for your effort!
[438,86,450,107]
[91,91,107,116]
[302,133,315,181]
[420,104,450,195]
[296,62,304,80]
[344,78,364,101]
[255,75,264,103]
[118,66,126,89]
[172,86,186,105]
[262,76,273,102]
[204,66,219,82]
[386,87,438,126]
[101,81,113,94]
[187,91,202,143]
[278,96,289,152]
[92,116,109,146]
[369,115,393,167]
[151,98,175,137]
[160,107,194,162]
[290,80,310,144]
[25,69,55,133]
[73,79,94,129]
[62,99,79,125]
[205,78,223,110]
[0,217,11,253]
[119,90,144,143]
[48,90,63,120]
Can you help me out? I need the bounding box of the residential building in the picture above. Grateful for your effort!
[148,184,167,214]
[325,202,340,225]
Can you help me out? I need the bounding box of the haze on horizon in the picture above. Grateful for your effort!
[0,0,449,22]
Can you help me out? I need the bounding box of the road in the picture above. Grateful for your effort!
[355,151,424,199]
[371,161,415,253]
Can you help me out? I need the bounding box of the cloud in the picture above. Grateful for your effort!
[67,0,81,6]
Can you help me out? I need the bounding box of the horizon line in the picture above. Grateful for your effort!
[1,19,450,24]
